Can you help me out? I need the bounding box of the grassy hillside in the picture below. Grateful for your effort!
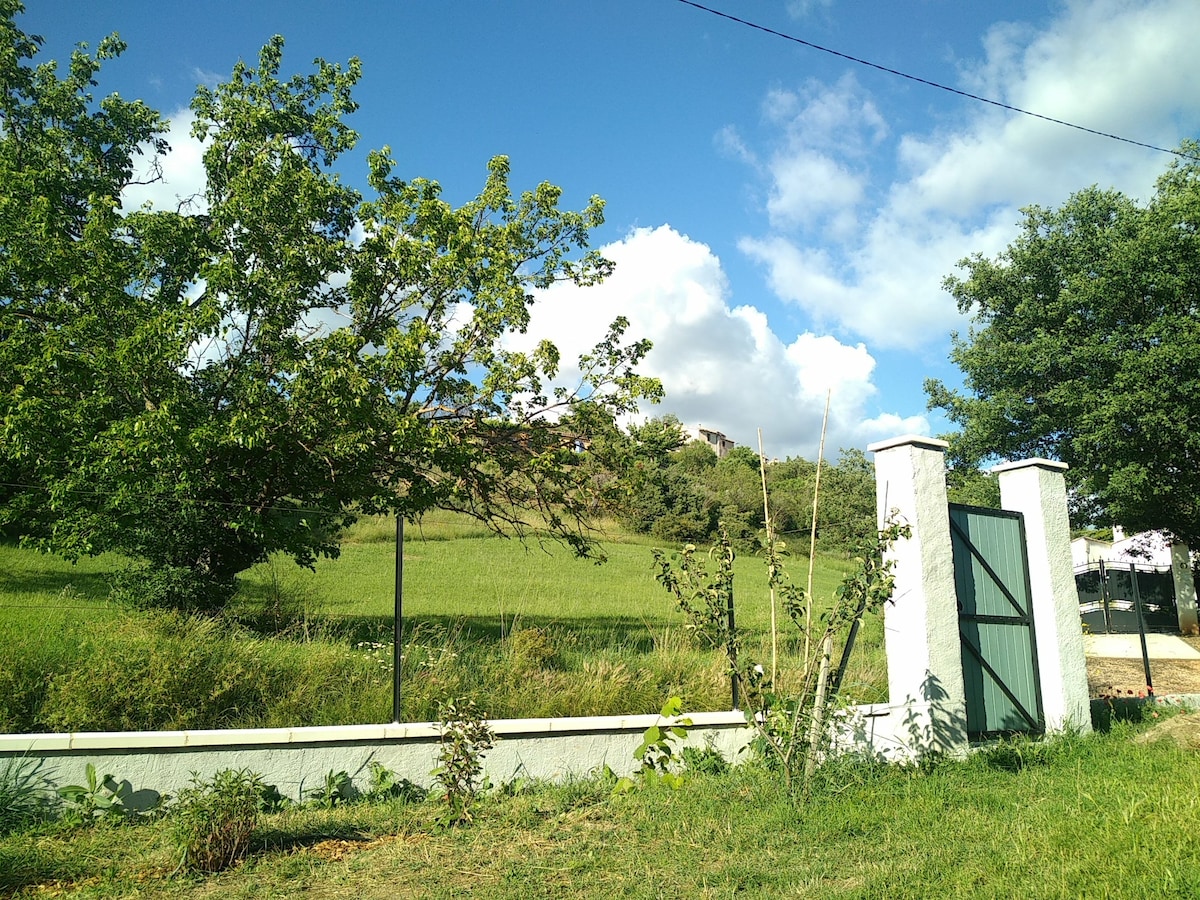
[0,514,884,732]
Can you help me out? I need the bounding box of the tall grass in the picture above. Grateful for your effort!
[0,515,886,733]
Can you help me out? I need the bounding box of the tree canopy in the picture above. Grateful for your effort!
[0,7,659,608]
[927,143,1200,545]
[599,415,877,555]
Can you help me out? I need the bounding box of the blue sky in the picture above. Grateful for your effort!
[20,1,1200,460]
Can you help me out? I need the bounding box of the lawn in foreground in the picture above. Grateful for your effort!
[4,719,1198,898]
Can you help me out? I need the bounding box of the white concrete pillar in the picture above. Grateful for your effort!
[1170,544,1199,636]
[868,435,967,757]
[992,459,1091,734]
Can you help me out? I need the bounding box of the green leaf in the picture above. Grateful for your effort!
[659,696,683,718]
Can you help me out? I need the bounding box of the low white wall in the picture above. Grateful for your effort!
[0,712,753,799]
[829,702,959,762]
[0,700,946,800]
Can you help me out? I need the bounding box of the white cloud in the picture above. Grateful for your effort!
[736,0,1200,349]
[763,76,887,151]
[714,125,757,167]
[122,109,208,213]
[767,151,863,234]
[512,225,927,460]
[754,75,885,235]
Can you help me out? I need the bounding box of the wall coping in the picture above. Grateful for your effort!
[867,434,949,454]
[0,710,750,755]
[990,457,1069,474]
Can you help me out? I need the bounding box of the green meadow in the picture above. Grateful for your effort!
[0,514,881,733]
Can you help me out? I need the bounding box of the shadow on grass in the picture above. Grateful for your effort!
[0,567,113,603]
[230,611,666,655]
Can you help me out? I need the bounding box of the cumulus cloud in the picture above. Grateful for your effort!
[512,225,927,460]
[736,0,1200,349]
[122,109,208,213]
[748,75,887,236]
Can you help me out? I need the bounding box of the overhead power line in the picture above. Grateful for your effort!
[0,480,342,518]
[675,0,1197,161]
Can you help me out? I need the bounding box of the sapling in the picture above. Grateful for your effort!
[654,421,910,797]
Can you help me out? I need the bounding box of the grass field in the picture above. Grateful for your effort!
[0,514,881,732]
[3,716,1198,898]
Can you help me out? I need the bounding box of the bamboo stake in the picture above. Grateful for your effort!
[757,428,777,687]
[804,390,831,664]
[804,631,834,784]
[802,389,832,788]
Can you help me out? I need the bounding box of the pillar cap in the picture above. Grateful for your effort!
[990,457,1069,474]
[867,434,949,454]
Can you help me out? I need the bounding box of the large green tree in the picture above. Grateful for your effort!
[927,143,1200,544]
[0,7,658,608]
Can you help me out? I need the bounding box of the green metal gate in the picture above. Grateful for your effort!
[949,504,1044,740]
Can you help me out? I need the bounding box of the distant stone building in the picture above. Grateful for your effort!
[687,424,735,458]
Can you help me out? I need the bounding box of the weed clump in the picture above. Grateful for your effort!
[0,757,55,835]
[171,769,268,873]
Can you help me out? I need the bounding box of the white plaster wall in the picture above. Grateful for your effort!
[1172,544,1199,636]
[994,460,1091,734]
[1111,531,1172,568]
[1,700,959,800]
[1071,537,1112,569]
[828,702,955,763]
[869,435,968,757]
[0,713,752,800]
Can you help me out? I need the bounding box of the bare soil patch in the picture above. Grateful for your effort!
[1086,635,1200,697]
[1133,710,1200,750]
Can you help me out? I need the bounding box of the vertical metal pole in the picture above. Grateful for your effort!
[727,580,738,709]
[1130,562,1154,696]
[1099,558,1112,633]
[392,516,404,723]
[830,594,868,700]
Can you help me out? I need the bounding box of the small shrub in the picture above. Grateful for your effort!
[170,769,266,873]
[614,697,693,793]
[681,743,729,777]
[109,563,231,613]
[432,699,496,829]
[305,770,357,809]
[506,626,560,672]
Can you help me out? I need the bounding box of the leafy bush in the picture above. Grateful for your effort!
[305,770,357,809]
[170,769,267,873]
[109,563,231,613]
[620,696,692,792]
[364,762,427,804]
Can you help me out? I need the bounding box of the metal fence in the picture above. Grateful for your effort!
[1076,559,1178,634]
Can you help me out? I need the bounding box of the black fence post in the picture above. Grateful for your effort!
[393,516,404,723]
[1130,562,1154,697]
[727,582,738,709]
[1099,558,1112,634]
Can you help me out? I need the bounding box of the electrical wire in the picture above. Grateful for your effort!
[675,0,1198,161]
[0,479,348,518]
